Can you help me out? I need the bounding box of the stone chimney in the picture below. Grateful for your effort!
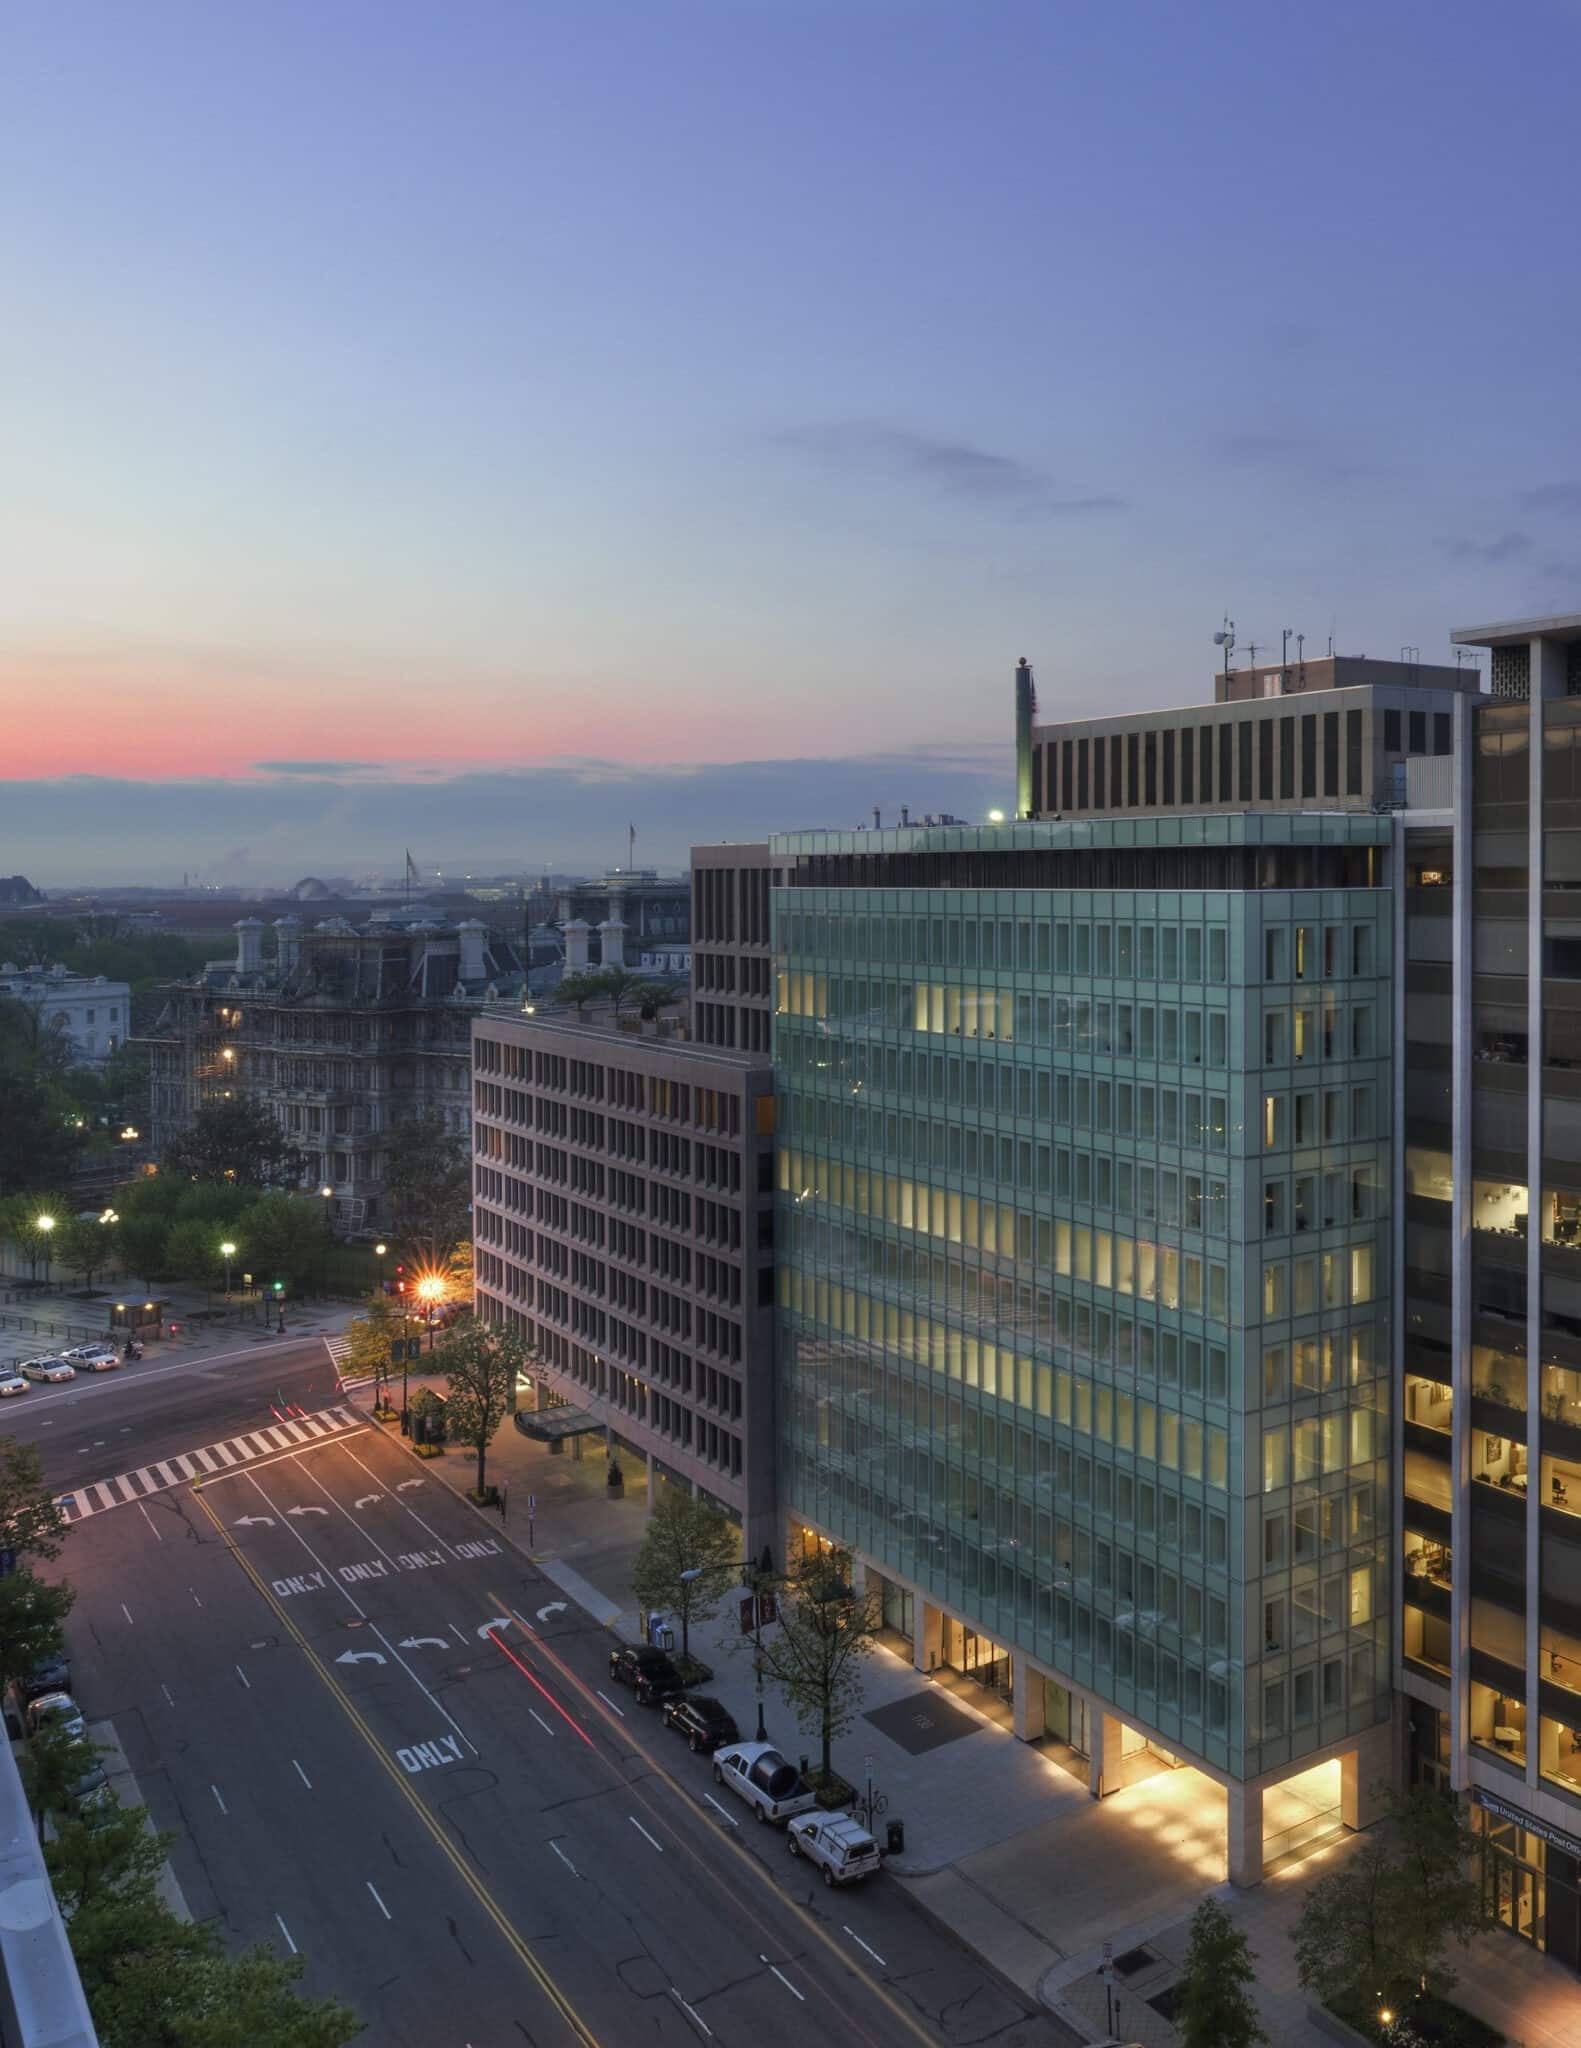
[235,918,264,974]
[457,918,487,984]
[273,915,303,974]
[597,918,627,970]
[563,918,591,971]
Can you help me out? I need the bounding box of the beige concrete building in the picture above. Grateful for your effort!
[689,841,785,1056]
[472,1010,778,1557]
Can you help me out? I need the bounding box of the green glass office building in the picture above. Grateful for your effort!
[773,812,1396,1877]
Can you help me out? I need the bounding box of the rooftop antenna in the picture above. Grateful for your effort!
[1327,620,1335,658]
[1296,632,1305,668]
[1245,637,1260,673]
[1281,627,1293,686]
[1212,616,1236,694]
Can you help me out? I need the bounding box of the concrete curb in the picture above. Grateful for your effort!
[888,1865,1061,2021]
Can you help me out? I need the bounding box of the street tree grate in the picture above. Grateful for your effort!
[1112,1947,1153,1977]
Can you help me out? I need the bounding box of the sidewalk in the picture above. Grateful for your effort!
[0,1278,355,1361]
[340,1380,1581,2047]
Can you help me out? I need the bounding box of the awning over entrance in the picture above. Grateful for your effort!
[513,1405,605,1444]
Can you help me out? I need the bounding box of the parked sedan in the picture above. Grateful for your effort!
[61,1344,120,1371]
[0,1372,28,1398]
[17,1356,74,1383]
[25,1692,86,1742]
[661,1694,740,1754]
[607,1644,685,1704]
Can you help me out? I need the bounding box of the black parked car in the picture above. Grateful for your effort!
[14,1654,71,1707]
[607,1644,684,1704]
[662,1694,740,1754]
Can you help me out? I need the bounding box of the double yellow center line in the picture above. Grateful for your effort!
[193,1487,600,2048]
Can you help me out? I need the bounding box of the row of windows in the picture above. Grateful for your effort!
[779,910,1234,980]
[1036,706,1392,814]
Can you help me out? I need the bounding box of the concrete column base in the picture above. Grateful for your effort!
[1343,1718,1396,1832]
[1089,1709,1124,1797]
[848,1555,868,1597]
[1228,1780,1264,1888]
[914,1599,943,1675]
[1013,1663,1047,1743]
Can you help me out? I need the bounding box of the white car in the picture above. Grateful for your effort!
[17,1356,74,1384]
[711,1743,818,1825]
[787,1812,883,1886]
[0,1372,28,1398]
[61,1345,119,1371]
[25,1692,85,1742]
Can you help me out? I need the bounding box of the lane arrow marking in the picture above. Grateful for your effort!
[396,1480,424,1492]
[477,1615,512,1639]
[536,1601,568,1622]
[233,1515,275,1528]
[398,1636,448,1650]
[335,1649,386,1667]
[354,1494,382,1509]
[286,1506,328,1517]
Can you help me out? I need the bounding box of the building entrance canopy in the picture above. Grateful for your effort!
[513,1405,605,1444]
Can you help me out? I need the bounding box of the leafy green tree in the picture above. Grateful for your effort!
[57,1212,116,1291]
[1387,1785,1491,1995]
[435,1315,524,1499]
[383,1111,471,1268]
[1294,1830,1403,2013]
[21,1719,103,1834]
[117,1211,171,1293]
[552,967,676,1016]
[630,1488,740,1660]
[754,1547,879,1780]
[163,1097,304,1189]
[237,1193,326,1293]
[1176,1897,1267,2048]
[339,1296,399,1402]
[46,1802,175,1920]
[163,1219,222,1290]
[95,1939,361,2048]
[0,1437,70,1563]
[8,1193,73,1280]
[0,1569,74,1688]
[0,1001,81,1195]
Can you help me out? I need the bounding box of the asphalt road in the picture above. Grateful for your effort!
[36,1348,1074,2048]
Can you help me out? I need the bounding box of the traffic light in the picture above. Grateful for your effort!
[272,1280,284,1296]
[396,1263,407,1297]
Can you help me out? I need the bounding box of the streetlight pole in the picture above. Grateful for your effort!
[34,1214,54,1285]
[679,1551,772,1737]
[220,1240,236,1300]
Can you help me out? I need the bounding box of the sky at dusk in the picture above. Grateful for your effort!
[6,0,1581,884]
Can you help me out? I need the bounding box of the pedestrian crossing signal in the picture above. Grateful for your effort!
[272,1281,284,1295]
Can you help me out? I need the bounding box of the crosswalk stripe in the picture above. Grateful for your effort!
[296,1415,326,1438]
[266,1426,294,1449]
[192,1447,217,1472]
[171,1455,195,1479]
[114,1476,138,1502]
[209,1441,237,1467]
[91,1483,116,1511]
[132,1467,157,1493]
[56,1406,359,1524]
[154,1462,179,1486]
[243,1434,274,1457]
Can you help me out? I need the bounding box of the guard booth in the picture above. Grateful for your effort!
[109,1299,165,1339]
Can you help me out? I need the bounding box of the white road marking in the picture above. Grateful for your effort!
[629,1816,664,1854]
[292,1456,402,1568]
[703,1792,739,1827]
[528,1708,555,1739]
[765,1963,805,2002]
[161,1684,175,1707]
[190,1589,203,1607]
[137,1502,162,1542]
[154,1461,179,1486]
[596,1690,625,1717]
[210,1784,227,1814]
[120,1602,133,1625]
[536,1600,567,1621]
[476,1615,511,1640]
[845,1926,887,1966]
[275,1912,298,1955]
[192,1447,217,1472]
[293,1758,312,1789]
[366,1880,391,1921]
[447,1623,468,1644]
[549,1839,579,1878]
[54,1412,364,1522]
[369,1625,476,1754]
[670,1989,713,2037]
[132,1467,156,1492]
[235,1664,251,1689]
[115,1476,138,1502]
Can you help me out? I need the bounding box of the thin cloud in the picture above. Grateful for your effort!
[1520,484,1581,516]
[774,421,1125,517]
[1439,532,1533,565]
[254,760,383,776]
[1214,429,1381,484]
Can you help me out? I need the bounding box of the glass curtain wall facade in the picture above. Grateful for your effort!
[773,815,1394,1788]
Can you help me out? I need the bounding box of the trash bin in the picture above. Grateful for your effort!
[886,1819,905,1856]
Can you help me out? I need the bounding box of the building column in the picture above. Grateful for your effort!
[913,1599,943,1675]
[1012,1663,1046,1743]
[645,1451,656,1510]
[1227,1781,1264,1888]
[1089,1709,1124,1798]
[847,1555,868,1597]
[1342,1720,1395,1832]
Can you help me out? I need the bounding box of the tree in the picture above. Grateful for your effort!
[0,1438,70,1564]
[99,1942,361,2048]
[630,1488,740,1661]
[0,1000,82,1195]
[237,1193,326,1294]
[22,1719,102,1834]
[434,1315,524,1499]
[552,967,674,1017]
[163,1097,304,1189]
[117,1211,170,1293]
[9,1194,72,1280]
[339,1296,399,1401]
[163,1218,222,1291]
[57,1212,115,1292]
[1294,1830,1404,2014]
[754,1547,879,1780]
[0,1569,74,1687]
[1176,1897,1267,2048]
[383,1112,471,1268]
[1387,1785,1490,1995]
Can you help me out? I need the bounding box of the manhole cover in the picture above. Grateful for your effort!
[911,1712,935,1730]
[1113,1946,1153,1977]
[1148,1984,1183,2023]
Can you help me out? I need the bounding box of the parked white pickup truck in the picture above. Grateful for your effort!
[785,1812,882,1886]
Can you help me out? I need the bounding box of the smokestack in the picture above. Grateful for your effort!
[234,918,264,974]
[873,807,881,830]
[457,918,487,983]
[598,917,627,970]
[1015,657,1038,818]
[563,918,591,970]
[273,915,303,975]
[900,804,910,826]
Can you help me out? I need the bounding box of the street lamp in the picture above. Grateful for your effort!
[987,808,1005,823]
[220,1240,237,1297]
[682,1550,773,1740]
[34,1213,55,1284]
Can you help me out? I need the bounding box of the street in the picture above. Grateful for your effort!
[21,1340,1071,2048]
